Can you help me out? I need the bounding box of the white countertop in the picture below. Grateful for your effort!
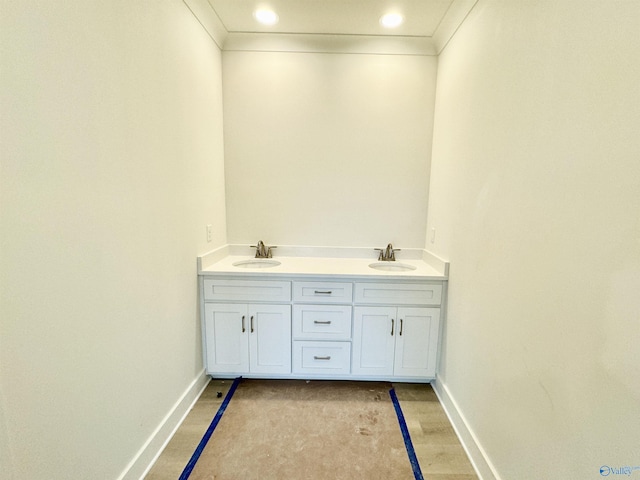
[198,245,448,280]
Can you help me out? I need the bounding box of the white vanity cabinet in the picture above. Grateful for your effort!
[202,279,292,375]
[199,267,446,382]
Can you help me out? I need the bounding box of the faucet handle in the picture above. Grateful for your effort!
[251,240,267,258]
[376,244,401,261]
[266,246,277,258]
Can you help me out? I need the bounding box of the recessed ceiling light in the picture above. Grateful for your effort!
[380,13,404,28]
[254,9,279,26]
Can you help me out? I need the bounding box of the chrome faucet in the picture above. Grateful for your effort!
[251,240,276,258]
[375,243,400,261]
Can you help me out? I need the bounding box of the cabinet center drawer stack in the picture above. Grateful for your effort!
[200,275,445,382]
[292,281,353,376]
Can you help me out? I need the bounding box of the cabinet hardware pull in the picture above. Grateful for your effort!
[250,315,254,333]
[314,290,332,295]
[314,356,331,360]
[391,318,395,336]
[399,318,403,336]
[241,315,246,333]
[314,320,332,325]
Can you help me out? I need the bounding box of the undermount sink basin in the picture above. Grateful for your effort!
[368,262,417,272]
[232,259,281,269]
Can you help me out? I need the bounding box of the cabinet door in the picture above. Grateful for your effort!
[394,307,441,377]
[352,306,396,376]
[248,304,291,374]
[204,303,249,374]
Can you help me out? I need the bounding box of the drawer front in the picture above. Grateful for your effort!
[293,305,352,340]
[203,279,291,302]
[292,341,351,375]
[293,282,353,304]
[354,282,442,306]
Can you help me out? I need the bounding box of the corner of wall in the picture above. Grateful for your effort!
[433,376,501,480]
[117,371,209,480]
[183,0,228,49]
[432,0,479,54]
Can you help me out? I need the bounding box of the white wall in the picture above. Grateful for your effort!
[428,1,640,478]
[223,51,437,248]
[0,1,226,479]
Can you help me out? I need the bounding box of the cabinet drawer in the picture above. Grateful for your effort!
[293,282,353,303]
[354,282,442,306]
[292,341,351,375]
[203,279,291,302]
[293,305,352,340]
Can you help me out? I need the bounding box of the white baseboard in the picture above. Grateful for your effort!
[117,370,210,480]
[433,376,501,480]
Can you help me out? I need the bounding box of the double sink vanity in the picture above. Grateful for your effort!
[198,244,449,383]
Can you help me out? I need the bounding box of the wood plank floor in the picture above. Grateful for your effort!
[145,380,478,480]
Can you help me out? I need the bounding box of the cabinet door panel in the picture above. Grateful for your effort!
[394,307,440,377]
[249,304,291,374]
[204,303,249,374]
[352,306,395,376]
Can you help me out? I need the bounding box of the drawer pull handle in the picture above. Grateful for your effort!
[399,318,403,336]
[314,356,331,360]
[391,318,395,336]
[314,320,332,325]
[241,315,246,333]
[314,290,333,295]
[250,315,254,333]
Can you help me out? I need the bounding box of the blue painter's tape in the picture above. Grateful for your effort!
[179,377,242,480]
[389,388,424,480]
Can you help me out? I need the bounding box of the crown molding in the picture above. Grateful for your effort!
[432,0,478,54]
[184,0,477,56]
[223,33,436,56]
[183,0,228,49]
